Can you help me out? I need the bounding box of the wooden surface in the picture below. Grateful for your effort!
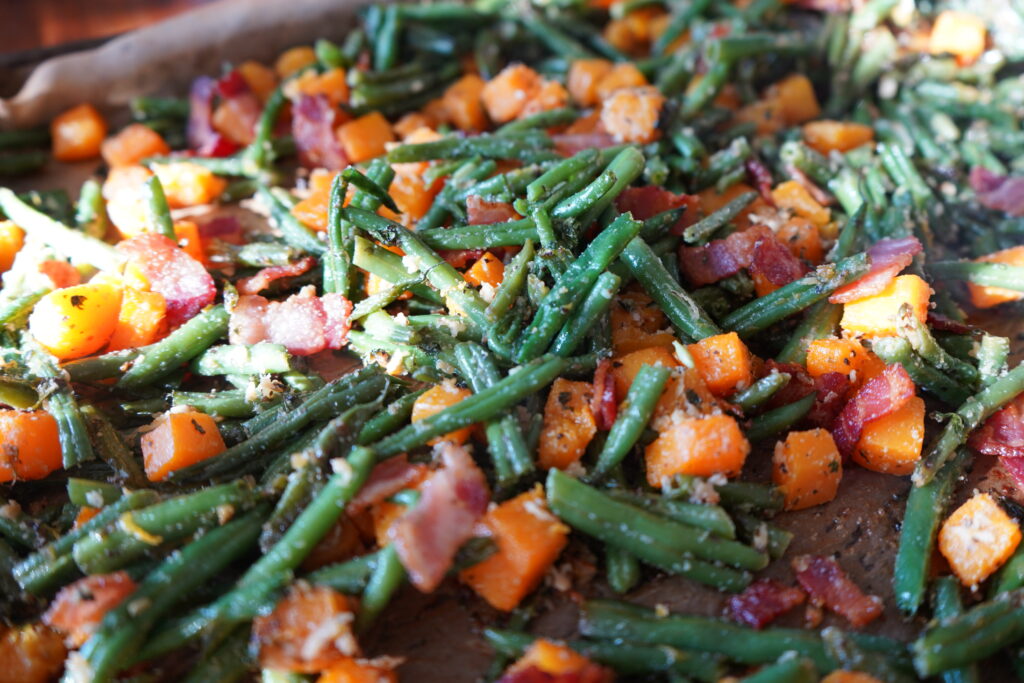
[0,0,217,55]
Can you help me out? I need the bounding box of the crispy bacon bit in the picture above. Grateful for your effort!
[765,361,851,430]
[1001,457,1024,491]
[751,234,806,287]
[198,215,245,244]
[348,456,429,514]
[678,225,773,287]
[237,256,317,295]
[38,260,81,289]
[43,571,137,647]
[927,313,975,335]
[831,364,915,456]
[615,185,698,234]
[971,167,1024,217]
[552,133,617,157]
[229,286,352,355]
[117,233,216,328]
[467,196,520,225]
[591,358,617,431]
[390,444,490,592]
[970,394,1024,459]
[727,578,807,629]
[187,76,239,157]
[293,94,349,171]
[499,665,615,683]
[829,237,922,304]
[792,555,883,628]
[438,249,486,269]
[745,158,776,205]
[254,583,359,673]
[793,0,852,10]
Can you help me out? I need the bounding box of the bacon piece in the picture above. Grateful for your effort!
[390,444,490,592]
[764,361,851,430]
[969,394,1024,459]
[829,237,922,304]
[615,185,698,234]
[751,233,807,287]
[552,133,617,157]
[198,215,245,244]
[187,76,239,157]
[347,456,429,514]
[792,555,883,628]
[499,665,615,683]
[727,578,807,629]
[831,364,915,456]
[467,196,520,225]
[117,233,216,328]
[1001,456,1024,491]
[229,286,352,355]
[591,358,617,431]
[926,313,975,335]
[292,94,348,171]
[793,0,852,10]
[971,166,1024,217]
[678,226,774,287]
[38,260,81,289]
[745,158,776,205]
[237,256,318,295]
[43,571,137,647]
[438,249,486,269]
[215,69,263,144]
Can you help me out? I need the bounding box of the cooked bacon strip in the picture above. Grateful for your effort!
[229,286,352,355]
[499,665,615,683]
[198,215,245,244]
[390,444,490,592]
[678,226,774,287]
[745,158,776,205]
[467,196,520,225]
[348,456,429,514]
[727,578,806,629]
[438,249,486,269]
[926,313,975,335]
[969,394,1024,459]
[829,237,922,304]
[591,358,617,431]
[793,555,883,628]
[1000,456,1024,491]
[615,185,697,223]
[187,76,239,157]
[43,571,137,647]
[237,256,318,295]
[321,293,354,350]
[971,166,1024,217]
[764,362,851,430]
[751,233,807,287]
[552,133,617,157]
[117,233,216,328]
[293,94,348,171]
[831,364,915,456]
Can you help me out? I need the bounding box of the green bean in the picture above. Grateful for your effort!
[117,305,229,389]
[241,86,287,172]
[486,240,534,322]
[652,0,711,55]
[66,478,122,508]
[870,336,971,406]
[182,625,251,683]
[683,191,757,245]
[306,549,383,594]
[605,545,641,594]
[0,127,50,150]
[732,511,792,560]
[74,178,109,239]
[352,236,443,304]
[821,626,911,683]
[387,131,556,164]
[143,176,176,240]
[356,388,425,445]
[977,334,1010,387]
[611,491,736,539]
[897,305,978,387]
[130,96,189,121]
[739,654,817,683]
[730,371,790,413]
[591,364,671,479]
[520,14,594,60]
[0,150,47,176]
[256,185,326,254]
[914,362,1024,486]
[357,544,405,631]
[25,345,94,468]
[930,261,1024,292]
[62,348,140,383]
[991,544,1024,599]
[191,343,292,376]
[746,393,815,443]
[665,476,783,512]
[0,505,46,551]
[550,271,621,357]
[894,449,971,615]
[0,288,49,327]
[497,107,579,136]
[776,301,843,365]
[171,390,268,418]
[931,576,980,683]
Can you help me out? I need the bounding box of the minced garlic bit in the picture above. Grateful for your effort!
[128,597,153,617]
[654,603,670,618]
[331,457,354,483]
[216,504,236,525]
[85,490,105,508]
[0,500,22,520]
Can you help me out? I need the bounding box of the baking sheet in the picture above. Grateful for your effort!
[2,2,1021,680]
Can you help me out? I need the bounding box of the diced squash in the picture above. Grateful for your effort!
[698,183,766,230]
[600,86,665,144]
[465,251,504,289]
[460,486,569,610]
[852,396,925,476]
[0,410,62,483]
[772,428,842,511]
[939,492,1022,588]
[74,506,100,528]
[0,625,67,683]
[610,346,680,399]
[0,220,25,273]
[610,291,678,356]
[509,639,595,676]
[769,74,821,125]
[106,287,167,351]
[212,99,257,145]
[645,414,749,485]
[687,332,754,397]
[595,63,648,101]
[151,162,228,208]
[539,378,597,470]
[422,97,451,127]
[733,99,785,136]
[317,658,399,683]
[388,172,441,221]
[772,180,830,228]
[51,103,107,162]
[29,284,122,360]
[806,338,874,380]
[140,411,226,482]
[337,112,395,163]
[652,367,719,422]
[623,7,667,43]
[568,59,614,107]
[929,11,987,65]
[238,60,279,101]
[254,584,357,673]
[43,571,137,647]
[290,169,337,231]
[840,274,932,338]
[173,219,206,264]
[481,64,542,123]
[521,80,570,119]
[102,164,152,237]
[777,216,824,264]
[602,18,639,54]
[968,245,1024,309]
[411,381,474,446]
[101,124,170,168]
[275,46,318,79]
[820,673,884,683]
[290,67,349,106]
[803,120,875,155]
[394,112,437,139]
[443,74,488,132]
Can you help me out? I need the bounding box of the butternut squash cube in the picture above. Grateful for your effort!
[645,413,749,485]
[687,332,754,397]
[852,396,925,476]
[968,245,1024,309]
[141,411,226,482]
[840,274,932,338]
[772,428,842,511]
[803,120,874,155]
[939,492,1021,588]
[411,381,474,446]
[538,378,597,470]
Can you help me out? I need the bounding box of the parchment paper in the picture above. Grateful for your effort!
[1,3,1021,680]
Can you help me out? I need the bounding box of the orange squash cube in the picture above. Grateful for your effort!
[317,659,398,683]
[443,74,488,132]
[411,381,474,446]
[465,252,504,289]
[595,63,648,101]
[777,216,824,264]
[238,60,279,102]
[772,428,842,511]
[51,103,107,162]
[521,80,570,119]
[645,413,749,485]
[106,288,167,351]
[275,46,318,79]
[460,486,569,610]
[538,378,597,470]
[929,11,987,65]
[968,246,1024,309]
[290,67,349,107]
[600,86,665,144]
[652,367,719,422]
[0,410,63,483]
[772,180,830,228]
[101,124,170,168]
[141,411,226,482]
[0,221,25,273]
[852,396,925,476]
[151,162,227,208]
[568,59,614,107]
[803,120,875,155]
[770,74,821,125]
[610,346,680,399]
[733,99,785,137]
[840,274,932,338]
[482,64,542,123]
[806,338,873,379]
[29,284,122,360]
[337,112,395,163]
[820,673,884,683]
[508,639,599,677]
[939,492,1022,588]
[687,332,754,397]
[610,291,677,356]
